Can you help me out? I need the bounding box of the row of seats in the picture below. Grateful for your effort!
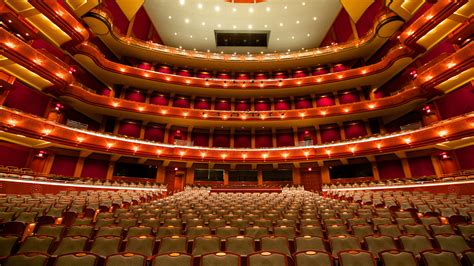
[1,189,474,265]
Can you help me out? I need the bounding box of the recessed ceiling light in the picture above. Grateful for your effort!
[288,49,291,52]
[276,38,280,41]
[296,20,300,24]
[284,6,288,9]
[249,7,254,13]
[179,46,182,49]
[248,24,253,29]
[207,49,210,52]
[313,17,317,20]
[204,37,208,40]
[266,7,270,12]
[232,7,237,12]
[190,35,193,38]
[185,18,190,23]
[279,23,283,26]
[201,22,206,26]
[307,33,310,37]
[264,24,268,28]
[233,25,237,29]
[179,0,185,6]
[168,16,172,19]
[302,2,306,5]
[197,3,203,9]
[214,6,220,12]
[292,36,295,39]
[217,24,221,28]
[174,32,177,35]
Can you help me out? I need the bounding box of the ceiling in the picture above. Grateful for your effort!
[143,0,342,54]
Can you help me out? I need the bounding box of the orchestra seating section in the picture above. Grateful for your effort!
[1,189,474,266]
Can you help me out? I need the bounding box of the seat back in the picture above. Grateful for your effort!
[338,250,376,266]
[105,252,146,266]
[261,236,291,256]
[400,235,433,256]
[152,252,192,266]
[90,236,122,257]
[420,250,461,266]
[295,236,326,252]
[125,236,155,257]
[294,250,333,266]
[201,252,240,266]
[192,236,221,256]
[53,236,88,256]
[225,236,255,256]
[379,250,417,266]
[158,236,187,255]
[55,252,99,266]
[4,252,49,266]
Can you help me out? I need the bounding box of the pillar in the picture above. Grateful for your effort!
[42,153,55,175]
[251,128,256,148]
[371,162,380,181]
[293,168,301,185]
[400,158,412,178]
[431,156,443,178]
[223,168,229,185]
[230,128,235,148]
[321,166,330,184]
[73,157,85,177]
[186,166,195,184]
[333,92,340,106]
[272,128,277,148]
[139,124,146,139]
[257,170,263,186]
[338,123,346,140]
[292,127,299,147]
[156,166,166,183]
[315,126,322,144]
[106,161,115,180]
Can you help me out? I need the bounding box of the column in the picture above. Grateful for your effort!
[223,168,229,185]
[106,161,115,180]
[209,128,214,148]
[315,126,322,144]
[333,92,340,106]
[113,120,120,134]
[431,156,443,178]
[210,97,216,110]
[73,157,85,177]
[365,120,372,135]
[139,124,146,139]
[250,98,255,111]
[163,124,171,144]
[338,122,346,140]
[251,128,256,148]
[186,166,195,185]
[230,97,236,111]
[371,162,380,181]
[292,127,299,147]
[321,166,330,184]
[349,16,359,40]
[187,126,193,145]
[230,128,235,148]
[292,167,301,185]
[290,96,296,110]
[257,170,263,186]
[42,153,55,174]
[272,128,277,148]
[400,158,412,178]
[156,166,166,183]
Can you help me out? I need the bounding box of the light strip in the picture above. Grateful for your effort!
[322,180,474,192]
[0,177,166,192]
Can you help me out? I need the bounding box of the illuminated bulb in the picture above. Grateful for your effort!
[4,42,15,48]
[297,81,302,85]
[179,151,185,156]
[260,115,266,120]
[183,112,188,117]
[203,113,208,118]
[156,149,162,156]
[316,78,322,83]
[221,154,227,160]
[343,108,350,113]
[165,77,171,81]
[304,151,309,158]
[138,107,144,112]
[76,137,84,143]
[186,80,191,84]
[361,70,367,74]
[133,146,139,153]
[338,75,343,79]
[112,102,119,107]
[205,82,209,86]
[404,138,411,144]
[56,73,64,78]
[407,30,414,36]
[349,146,356,154]
[377,143,382,150]
[426,14,433,20]
[33,58,42,65]
[222,115,228,120]
[242,153,247,160]
[201,152,206,158]
[325,149,331,156]
[7,119,16,127]
[262,153,268,160]
[161,109,168,115]
[438,130,448,137]
[42,128,52,135]
[321,110,327,116]
[299,112,306,118]
[425,76,433,81]
[282,153,289,159]
[241,115,247,120]
[106,143,113,149]
[447,62,456,68]
[144,73,149,78]
[368,104,376,109]
[74,26,83,32]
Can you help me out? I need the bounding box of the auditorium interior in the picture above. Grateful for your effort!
[0,0,473,265]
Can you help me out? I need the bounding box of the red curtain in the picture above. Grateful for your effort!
[408,156,435,177]
[50,155,78,176]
